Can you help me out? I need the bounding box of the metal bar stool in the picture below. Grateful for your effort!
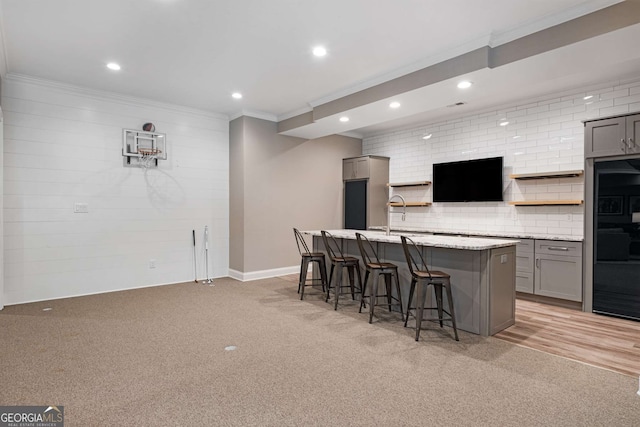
[355,232,404,324]
[400,235,459,341]
[320,231,363,310]
[293,228,328,300]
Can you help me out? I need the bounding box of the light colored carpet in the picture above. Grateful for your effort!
[1,276,639,426]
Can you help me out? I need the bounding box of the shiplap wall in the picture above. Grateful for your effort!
[364,77,640,239]
[2,76,229,305]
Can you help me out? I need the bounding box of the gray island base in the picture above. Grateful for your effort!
[304,230,517,337]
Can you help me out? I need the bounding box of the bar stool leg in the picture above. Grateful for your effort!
[384,273,393,312]
[369,270,381,324]
[334,263,343,311]
[326,264,335,303]
[347,265,356,300]
[405,278,416,328]
[416,281,427,341]
[393,268,404,322]
[299,257,311,300]
[435,285,444,327]
[359,270,370,313]
[318,258,328,293]
[445,281,459,341]
[297,258,306,294]
[354,261,363,298]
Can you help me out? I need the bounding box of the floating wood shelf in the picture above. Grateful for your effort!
[388,202,432,207]
[509,200,584,206]
[509,170,584,180]
[387,180,431,187]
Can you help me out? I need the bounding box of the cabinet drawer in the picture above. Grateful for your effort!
[516,238,534,253]
[516,271,534,294]
[516,251,534,273]
[535,240,582,257]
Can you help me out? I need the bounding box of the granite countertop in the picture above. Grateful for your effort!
[367,226,584,242]
[303,229,518,250]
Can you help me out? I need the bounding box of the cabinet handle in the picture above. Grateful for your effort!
[548,246,569,251]
[630,138,636,149]
[621,138,626,151]
[536,258,540,268]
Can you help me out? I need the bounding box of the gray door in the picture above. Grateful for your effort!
[585,117,626,158]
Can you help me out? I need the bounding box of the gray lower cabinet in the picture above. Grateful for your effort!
[515,239,535,293]
[516,239,583,302]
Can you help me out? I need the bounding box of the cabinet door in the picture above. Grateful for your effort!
[626,113,640,155]
[585,117,627,158]
[343,159,356,180]
[354,157,370,179]
[534,254,583,301]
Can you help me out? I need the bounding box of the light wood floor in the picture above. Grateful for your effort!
[288,273,640,377]
[495,299,640,377]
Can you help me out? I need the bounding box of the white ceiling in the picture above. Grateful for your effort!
[0,0,636,138]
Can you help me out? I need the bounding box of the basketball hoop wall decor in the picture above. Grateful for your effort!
[122,124,167,168]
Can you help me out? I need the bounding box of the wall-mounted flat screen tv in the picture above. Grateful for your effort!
[433,157,503,202]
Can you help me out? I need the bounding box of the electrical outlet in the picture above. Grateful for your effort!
[566,214,572,221]
[149,259,156,269]
[74,202,88,213]
[500,254,508,264]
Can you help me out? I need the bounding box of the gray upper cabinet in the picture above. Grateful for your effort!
[343,156,370,180]
[585,113,640,158]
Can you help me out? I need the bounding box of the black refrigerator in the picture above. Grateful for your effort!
[593,159,640,320]
[344,180,367,230]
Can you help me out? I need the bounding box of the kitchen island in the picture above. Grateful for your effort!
[303,229,517,336]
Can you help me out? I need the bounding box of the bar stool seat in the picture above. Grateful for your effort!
[401,235,459,341]
[321,231,363,310]
[356,232,404,324]
[293,228,328,300]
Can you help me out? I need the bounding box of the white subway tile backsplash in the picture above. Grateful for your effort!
[364,78,640,239]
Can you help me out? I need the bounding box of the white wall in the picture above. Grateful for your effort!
[1,76,229,305]
[364,77,640,239]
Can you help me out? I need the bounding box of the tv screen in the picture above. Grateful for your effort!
[433,157,503,202]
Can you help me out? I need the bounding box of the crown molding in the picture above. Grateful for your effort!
[3,73,228,120]
[229,109,278,123]
[306,0,621,111]
[490,0,623,47]
[277,105,313,122]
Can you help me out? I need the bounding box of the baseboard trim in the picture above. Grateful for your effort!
[4,277,227,307]
[229,266,299,282]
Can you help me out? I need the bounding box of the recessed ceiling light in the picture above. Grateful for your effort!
[313,46,327,57]
[339,116,349,122]
[457,81,472,89]
[500,121,509,126]
[232,92,242,99]
[106,62,121,71]
[583,95,593,100]
[389,101,401,109]
[422,134,432,140]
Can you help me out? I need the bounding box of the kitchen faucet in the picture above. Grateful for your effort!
[386,194,406,236]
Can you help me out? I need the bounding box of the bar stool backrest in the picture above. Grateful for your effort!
[355,233,381,265]
[400,235,432,279]
[321,230,345,261]
[293,228,312,256]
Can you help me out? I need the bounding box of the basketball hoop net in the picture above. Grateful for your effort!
[137,148,162,168]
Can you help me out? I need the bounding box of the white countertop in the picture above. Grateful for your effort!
[303,229,518,250]
[367,226,584,242]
